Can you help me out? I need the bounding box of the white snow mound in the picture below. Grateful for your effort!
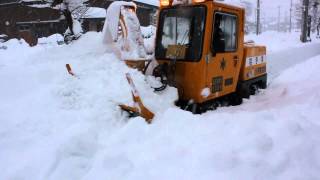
[0,31,320,180]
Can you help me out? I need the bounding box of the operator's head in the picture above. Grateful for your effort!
[215,15,222,28]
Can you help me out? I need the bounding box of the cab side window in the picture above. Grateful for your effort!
[212,13,238,53]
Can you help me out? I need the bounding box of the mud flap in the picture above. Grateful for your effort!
[119,73,154,123]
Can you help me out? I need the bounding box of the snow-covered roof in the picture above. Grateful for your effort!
[2,29,320,180]
[20,0,39,2]
[83,7,106,18]
[0,0,19,6]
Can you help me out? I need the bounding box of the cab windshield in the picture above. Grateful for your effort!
[155,6,206,61]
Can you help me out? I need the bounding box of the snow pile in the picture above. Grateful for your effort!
[51,0,88,11]
[83,7,106,18]
[1,30,320,179]
[245,31,320,80]
[141,25,156,54]
[64,19,83,36]
[28,4,51,8]
[0,32,176,180]
[38,34,64,45]
[0,34,8,42]
[141,25,156,39]
[78,55,320,180]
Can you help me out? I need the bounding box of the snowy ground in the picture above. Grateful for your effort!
[1,32,320,180]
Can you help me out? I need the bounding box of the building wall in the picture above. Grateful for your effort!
[0,0,158,45]
[0,3,66,45]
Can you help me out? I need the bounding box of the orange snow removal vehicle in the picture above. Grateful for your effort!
[119,0,267,122]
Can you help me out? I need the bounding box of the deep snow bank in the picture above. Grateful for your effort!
[81,55,320,180]
[267,42,320,80]
[1,31,320,180]
[245,31,320,80]
[245,31,320,53]
[0,32,176,180]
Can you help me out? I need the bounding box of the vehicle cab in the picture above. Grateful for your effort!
[155,0,246,104]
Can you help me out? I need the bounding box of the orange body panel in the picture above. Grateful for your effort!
[204,2,245,103]
[240,46,267,81]
[156,1,267,104]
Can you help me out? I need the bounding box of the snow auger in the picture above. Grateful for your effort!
[103,0,268,122]
[119,73,154,123]
[64,64,154,122]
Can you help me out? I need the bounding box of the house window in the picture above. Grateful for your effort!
[19,25,31,31]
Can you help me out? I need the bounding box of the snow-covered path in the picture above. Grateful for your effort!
[268,42,320,80]
[246,31,320,80]
[1,32,320,180]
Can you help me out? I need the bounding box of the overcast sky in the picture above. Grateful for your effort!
[259,0,299,19]
[145,0,301,20]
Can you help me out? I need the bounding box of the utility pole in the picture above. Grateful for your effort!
[312,1,319,32]
[278,6,281,32]
[256,0,261,35]
[285,11,289,32]
[289,0,293,32]
[301,0,310,42]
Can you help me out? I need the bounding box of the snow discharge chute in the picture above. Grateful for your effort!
[102,1,154,123]
[102,1,147,60]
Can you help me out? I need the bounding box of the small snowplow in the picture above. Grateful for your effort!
[104,0,267,123]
